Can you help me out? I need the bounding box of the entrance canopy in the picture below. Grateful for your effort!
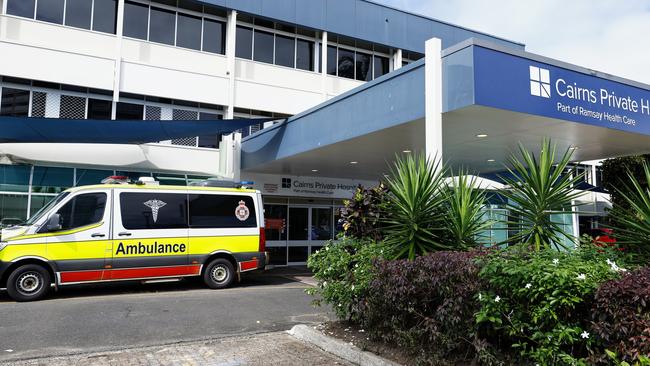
[241,39,650,181]
[0,116,274,144]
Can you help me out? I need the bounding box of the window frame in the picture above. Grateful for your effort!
[325,40,392,81]
[53,191,108,231]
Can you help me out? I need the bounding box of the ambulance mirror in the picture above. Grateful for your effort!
[46,214,62,232]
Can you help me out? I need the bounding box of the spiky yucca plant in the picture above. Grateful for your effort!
[499,139,584,251]
[383,153,449,260]
[442,173,492,249]
[609,161,650,257]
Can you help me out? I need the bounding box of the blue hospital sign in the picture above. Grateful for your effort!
[473,46,650,135]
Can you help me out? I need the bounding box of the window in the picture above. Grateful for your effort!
[75,169,113,186]
[235,26,253,59]
[93,0,117,34]
[65,0,92,30]
[176,13,202,51]
[202,19,225,54]
[6,0,36,18]
[198,112,221,148]
[253,30,274,64]
[31,167,73,194]
[123,1,149,40]
[56,193,107,230]
[337,48,355,79]
[373,55,389,78]
[311,208,332,240]
[120,192,187,230]
[36,0,65,25]
[296,39,314,71]
[116,102,143,120]
[87,99,112,119]
[0,165,31,192]
[1,88,30,117]
[288,207,308,240]
[188,194,257,228]
[0,194,28,222]
[355,52,372,81]
[264,205,287,241]
[149,7,175,45]
[275,35,295,68]
[326,46,337,75]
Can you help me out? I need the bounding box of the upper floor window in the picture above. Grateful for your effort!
[123,0,225,55]
[6,0,117,34]
[235,22,315,72]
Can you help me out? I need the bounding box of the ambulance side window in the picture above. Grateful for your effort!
[188,194,257,228]
[120,192,188,230]
[56,193,107,230]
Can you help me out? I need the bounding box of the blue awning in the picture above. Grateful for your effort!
[0,116,278,144]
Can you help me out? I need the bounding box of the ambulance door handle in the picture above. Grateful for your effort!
[91,233,106,238]
[118,232,132,237]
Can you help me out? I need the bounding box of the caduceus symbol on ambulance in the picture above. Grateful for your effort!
[144,199,167,223]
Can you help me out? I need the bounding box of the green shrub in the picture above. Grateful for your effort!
[476,248,622,365]
[442,172,492,249]
[306,237,388,322]
[339,183,388,241]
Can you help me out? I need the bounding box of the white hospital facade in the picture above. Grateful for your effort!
[0,0,641,265]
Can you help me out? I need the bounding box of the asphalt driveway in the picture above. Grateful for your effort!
[0,269,327,362]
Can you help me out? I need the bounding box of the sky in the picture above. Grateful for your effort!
[375,0,650,84]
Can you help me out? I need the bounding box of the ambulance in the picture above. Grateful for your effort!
[0,176,267,301]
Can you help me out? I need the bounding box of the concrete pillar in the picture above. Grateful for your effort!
[225,10,237,119]
[320,31,328,100]
[392,49,403,71]
[424,38,443,162]
[112,0,125,103]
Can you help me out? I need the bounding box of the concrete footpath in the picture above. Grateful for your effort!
[2,331,354,366]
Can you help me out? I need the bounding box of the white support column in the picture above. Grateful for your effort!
[233,132,242,181]
[112,0,125,103]
[320,31,328,100]
[424,38,443,162]
[225,10,237,119]
[2,0,7,15]
[392,49,403,71]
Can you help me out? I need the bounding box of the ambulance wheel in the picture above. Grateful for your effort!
[204,258,235,289]
[6,264,51,302]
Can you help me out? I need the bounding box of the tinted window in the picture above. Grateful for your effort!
[326,46,337,75]
[337,48,355,79]
[373,55,389,79]
[296,39,314,71]
[274,35,294,68]
[202,19,225,54]
[116,102,143,120]
[57,193,107,230]
[253,30,274,64]
[87,99,112,119]
[32,166,73,194]
[176,13,201,51]
[36,0,64,24]
[120,192,187,230]
[149,7,175,45]
[93,0,117,34]
[1,88,30,117]
[6,0,36,18]
[235,26,252,59]
[355,52,372,81]
[188,194,257,228]
[65,0,92,29]
[123,1,149,40]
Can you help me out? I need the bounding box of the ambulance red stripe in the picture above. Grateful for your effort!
[59,265,201,283]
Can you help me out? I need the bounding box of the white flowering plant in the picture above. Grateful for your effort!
[475,247,621,366]
[306,237,389,322]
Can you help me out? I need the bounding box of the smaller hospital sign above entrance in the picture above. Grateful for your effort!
[473,46,650,135]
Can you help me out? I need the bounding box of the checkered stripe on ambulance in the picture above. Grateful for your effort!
[0,183,267,301]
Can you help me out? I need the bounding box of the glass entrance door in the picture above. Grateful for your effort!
[264,202,338,266]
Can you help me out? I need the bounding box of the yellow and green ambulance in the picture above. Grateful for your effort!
[0,177,267,301]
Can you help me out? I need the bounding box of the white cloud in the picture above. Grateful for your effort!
[376,0,650,84]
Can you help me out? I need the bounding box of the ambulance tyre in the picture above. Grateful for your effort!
[203,258,235,289]
[6,264,51,302]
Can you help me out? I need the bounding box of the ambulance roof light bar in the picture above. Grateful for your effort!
[101,176,131,184]
[189,178,255,189]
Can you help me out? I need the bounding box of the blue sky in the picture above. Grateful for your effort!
[375,0,650,84]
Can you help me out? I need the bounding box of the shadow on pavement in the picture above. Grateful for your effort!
[0,267,312,303]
